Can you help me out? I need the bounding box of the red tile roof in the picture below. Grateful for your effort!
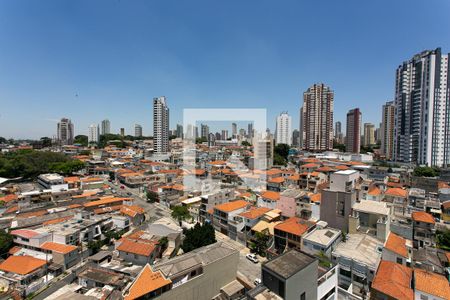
[0,255,47,275]
[385,188,408,198]
[215,200,248,213]
[372,260,413,300]
[412,211,435,224]
[121,205,145,218]
[41,242,77,254]
[117,239,157,257]
[84,197,131,208]
[261,191,280,201]
[268,177,285,184]
[239,207,271,219]
[10,229,40,239]
[275,217,313,237]
[384,232,408,257]
[414,268,450,299]
[124,264,171,300]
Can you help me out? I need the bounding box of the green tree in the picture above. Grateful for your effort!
[171,205,191,225]
[74,135,88,146]
[413,166,439,177]
[182,223,216,253]
[0,230,13,257]
[146,190,159,203]
[0,150,84,179]
[0,137,6,144]
[436,230,450,251]
[196,137,207,144]
[249,232,270,256]
[241,141,252,147]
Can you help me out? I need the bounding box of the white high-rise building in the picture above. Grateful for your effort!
[301,83,334,151]
[88,124,99,144]
[134,124,143,137]
[153,96,169,154]
[381,101,395,159]
[275,112,292,145]
[57,118,74,145]
[393,48,450,167]
[101,119,110,135]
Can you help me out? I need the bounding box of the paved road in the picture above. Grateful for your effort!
[215,231,264,287]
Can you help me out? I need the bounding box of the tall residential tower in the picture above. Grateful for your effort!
[346,108,361,153]
[393,48,450,166]
[301,83,334,151]
[57,118,74,145]
[275,112,292,145]
[381,101,395,159]
[153,96,170,154]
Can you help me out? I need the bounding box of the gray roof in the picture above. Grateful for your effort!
[155,242,236,278]
[263,249,316,279]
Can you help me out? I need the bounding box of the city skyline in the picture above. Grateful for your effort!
[1,1,450,139]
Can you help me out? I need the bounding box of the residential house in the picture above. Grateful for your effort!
[382,232,411,266]
[212,200,249,240]
[370,260,413,300]
[273,217,315,254]
[412,211,436,249]
[332,234,382,297]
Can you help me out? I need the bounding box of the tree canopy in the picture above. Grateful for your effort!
[171,205,191,223]
[0,230,13,258]
[181,223,216,253]
[0,150,85,178]
[413,166,439,177]
[274,143,290,166]
[146,190,159,203]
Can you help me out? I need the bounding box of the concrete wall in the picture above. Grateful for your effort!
[320,190,355,232]
[286,259,318,300]
[155,249,239,300]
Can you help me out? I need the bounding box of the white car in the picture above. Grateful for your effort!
[246,253,259,263]
[254,278,262,285]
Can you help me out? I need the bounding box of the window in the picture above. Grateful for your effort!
[300,292,306,300]
[397,257,403,264]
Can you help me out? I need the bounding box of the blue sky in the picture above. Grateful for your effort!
[1,0,449,139]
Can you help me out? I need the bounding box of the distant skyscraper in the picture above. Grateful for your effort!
[221,130,229,140]
[393,48,450,167]
[346,108,361,153]
[363,123,375,147]
[215,132,221,141]
[231,123,237,137]
[101,119,110,135]
[381,101,395,159]
[120,128,125,137]
[275,112,292,145]
[334,121,344,144]
[134,124,143,137]
[299,106,304,148]
[176,124,183,138]
[301,83,334,151]
[335,121,342,138]
[153,96,169,153]
[292,129,300,147]
[239,128,246,137]
[88,124,99,144]
[201,124,209,139]
[247,123,254,139]
[57,118,74,145]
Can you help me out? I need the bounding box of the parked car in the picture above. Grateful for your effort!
[246,253,259,263]
[254,278,261,285]
[120,185,125,189]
